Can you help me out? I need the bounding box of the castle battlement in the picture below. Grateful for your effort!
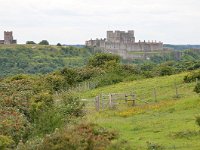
[86,30,163,52]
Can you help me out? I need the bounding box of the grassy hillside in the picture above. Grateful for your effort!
[1,48,200,149]
[0,44,92,77]
[80,72,196,99]
[79,72,200,149]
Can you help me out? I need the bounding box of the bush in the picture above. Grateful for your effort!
[88,53,120,68]
[61,93,84,117]
[184,70,200,83]
[31,93,84,136]
[21,123,118,150]
[60,68,78,86]
[0,135,15,149]
[57,43,62,46]
[26,41,36,44]
[196,115,200,127]
[96,73,123,87]
[31,108,64,136]
[76,67,105,82]
[39,40,49,45]
[194,83,200,94]
[45,74,68,92]
[159,66,174,76]
[0,108,31,143]
[146,141,164,150]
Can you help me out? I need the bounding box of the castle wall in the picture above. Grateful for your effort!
[0,40,4,44]
[103,42,163,52]
[85,30,164,56]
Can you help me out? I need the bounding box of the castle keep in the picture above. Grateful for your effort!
[0,31,17,44]
[86,30,163,53]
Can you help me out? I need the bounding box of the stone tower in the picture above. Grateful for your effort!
[4,31,14,44]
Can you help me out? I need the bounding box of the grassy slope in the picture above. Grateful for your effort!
[80,72,200,149]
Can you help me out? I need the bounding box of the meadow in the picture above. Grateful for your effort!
[80,72,200,149]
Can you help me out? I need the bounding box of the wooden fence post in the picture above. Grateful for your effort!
[109,94,113,108]
[153,88,157,102]
[175,82,179,98]
[196,78,198,84]
[131,94,135,106]
[125,94,127,104]
[101,93,104,110]
[95,96,100,111]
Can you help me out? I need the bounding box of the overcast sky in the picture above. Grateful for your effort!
[0,0,200,45]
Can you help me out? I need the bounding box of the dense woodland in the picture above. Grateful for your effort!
[1,45,200,149]
[0,45,93,77]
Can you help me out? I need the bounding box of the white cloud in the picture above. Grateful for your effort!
[0,0,199,44]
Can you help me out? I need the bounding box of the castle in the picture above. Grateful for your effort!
[0,31,17,44]
[86,30,163,53]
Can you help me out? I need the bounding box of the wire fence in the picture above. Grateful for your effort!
[81,80,197,112]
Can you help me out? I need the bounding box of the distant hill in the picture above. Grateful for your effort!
[0,44,93,77]
[164,44,200,50]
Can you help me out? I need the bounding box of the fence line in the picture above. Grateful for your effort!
[82,80,197,111]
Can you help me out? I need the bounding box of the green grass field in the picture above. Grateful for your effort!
[80,72,200,149]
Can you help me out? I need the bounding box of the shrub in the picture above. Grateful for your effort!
[196,115,200,127]
[33,123,117,150]
[30,92,54,122]
[61,93,84,117]
[31,108,64,136]
[194,83,200,94]
[26,41,36,44]
[57,43,62,46]
[0,135,15,149]
[146,141,164,150]
[96,73,123,87]
[60,68,78,85]
[0,108,31,143]
[45,74,68,92]
[88,53,120,68]
[184,70,200,83]
[31,93,84,136]
[76,67,105,82]
[159,65,174,76]
[39,40,49,45]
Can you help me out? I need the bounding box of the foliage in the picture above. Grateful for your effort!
[57,43,62,46]
[18,123,119,150]
[158,65,174,76]
[184,70,200,83]
[0,45,92,77]
[95,73,123,87]
[194,82,200,94]
[0,72,85,147]
[88,53,120,68]
[146,141,164,150]
[26,41,36,44]
[0,135,15,149]
[38,40,49,45]
[0,107,31,143]
[195,115,200,127]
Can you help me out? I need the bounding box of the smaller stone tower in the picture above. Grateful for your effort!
[4,31,17,44]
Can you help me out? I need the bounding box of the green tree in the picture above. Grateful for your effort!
[57,43,62,46]
[194,82,200,94]
[26,41,36,44]
[39,40,49,45]
[88,53,120,67]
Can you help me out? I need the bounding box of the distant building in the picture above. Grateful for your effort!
[86,30,163,52]
[0,31,17,44]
